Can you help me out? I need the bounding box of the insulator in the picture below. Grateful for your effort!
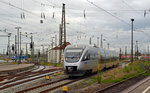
[41,12,42,18]
[43,13,45,19]
[144,10,146,17]
[23,12,25,19]
[53,12,55,18]
[21,12,22,19]
[84,10,86,18]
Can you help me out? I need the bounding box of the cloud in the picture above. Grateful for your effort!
[0,0,150,54]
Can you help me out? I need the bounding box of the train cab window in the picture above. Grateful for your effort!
[65,49,83,62]
[82,51,90,61]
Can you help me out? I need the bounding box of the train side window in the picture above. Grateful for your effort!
[87,54,90,60]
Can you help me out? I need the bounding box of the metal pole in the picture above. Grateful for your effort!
[31,35,33,63]
[131,19,134,63]
[26,43,28,62]
[148,46,149,61]
[12,44,14,63]
[46,48,48,63]
[8,34,11,54]
[38,50,40,64]
[136,40,139,59]
[89,37,91,45]
[119,48,122,60]
[101,34,103,48]
[59,24,62,64]
[125,46,127,59]
[15,27,21,64]
[107,43,109,50]
[52,38,53,63]
[7,34,10,62]
[42,45,44,62]
[15,35,17,63]
[18,30,19,61]
[55,35,57,63]
[97,37,99,47]
[20,32,21,63]
[48,45,50,63]
[63,4,66,45]
[33,42,34,63]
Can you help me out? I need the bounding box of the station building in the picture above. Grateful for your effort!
[48,42,70,63]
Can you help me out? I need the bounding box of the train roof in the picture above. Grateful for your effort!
[65,45,118,53]
[65,44,87,49]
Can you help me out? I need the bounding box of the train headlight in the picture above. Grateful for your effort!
[65,58,68,61]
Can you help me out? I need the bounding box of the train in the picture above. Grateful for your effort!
[63,45,119,76]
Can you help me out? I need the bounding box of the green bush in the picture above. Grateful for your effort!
[122,66,130,73]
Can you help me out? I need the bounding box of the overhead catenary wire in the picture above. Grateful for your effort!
[86,0,131,26]
[122,0,150,24]
[0,0,149,50]
[0,0,39,17]
[0,1,60,35]
[87,0,150,43]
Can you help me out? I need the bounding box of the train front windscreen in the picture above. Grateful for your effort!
[65,49,83,63]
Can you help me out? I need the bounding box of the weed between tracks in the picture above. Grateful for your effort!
[101,60,148,84]
[40,62,63,67]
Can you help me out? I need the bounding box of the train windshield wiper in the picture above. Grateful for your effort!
[71,56,75,59]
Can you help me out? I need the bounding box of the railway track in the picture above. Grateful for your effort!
[30,65,119,93]
[0,65,40,81]
[16,74,94,93]
[0,66,62,90]
[0,70,63,93]
[16,77,68,93]
[94,71,147,93]
[0,65,40,82]
[0,63,121,93]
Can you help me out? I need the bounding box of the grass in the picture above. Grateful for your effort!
[49,63,63,67]
[40,62,63,67]
[77,76,98,88]
[78,60,150,87]
[102,73,137,84]
[101,61,147,84]
[142,71,150,76]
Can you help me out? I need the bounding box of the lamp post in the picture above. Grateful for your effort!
[131,19,134,63]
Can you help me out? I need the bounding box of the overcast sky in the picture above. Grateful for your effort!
[0,0,150,54]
